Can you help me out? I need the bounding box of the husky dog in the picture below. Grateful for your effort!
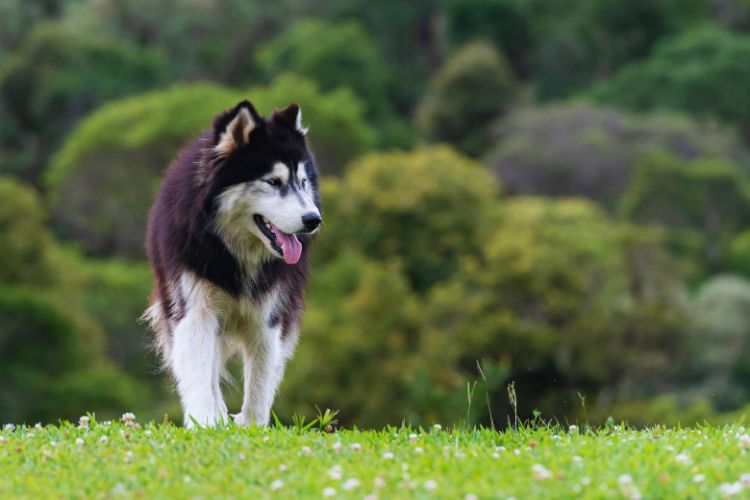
[144,100,321,427]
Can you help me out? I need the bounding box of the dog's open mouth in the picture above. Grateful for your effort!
[253,214,303,265]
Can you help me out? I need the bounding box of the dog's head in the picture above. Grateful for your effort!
[205,100,321,265]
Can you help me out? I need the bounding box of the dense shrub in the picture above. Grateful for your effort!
[590,27,750,141]
[0,177,55,286]
[0,24,165,182]
[620,152,750,271]
[423,198,686,422]
[682,276,750,410]
[0,286,141,423]
[317,146,500,292]
[46,77,374,257]
[416,43,518,157]
[486,104,746,207]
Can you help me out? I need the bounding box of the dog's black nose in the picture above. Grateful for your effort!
[302,212,321,231]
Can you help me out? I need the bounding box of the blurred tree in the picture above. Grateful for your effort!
[442,0,533,77]
[590,27,750,141]
[726,230,750,278]
[256,19,411,148]
[620,152,750,271]
[0,24,165,183]
[526,0,707,99]
[710,0,750,30]
[317,146,500,293]
[486,104,746,207]
[415,42,518,157]
[0,177,54,286]
[424,197,686,421]
[681,276,750,410]
[60,0,288,83]
[47,77,374,257]
[0,0,70,61]
[0,286,142,423]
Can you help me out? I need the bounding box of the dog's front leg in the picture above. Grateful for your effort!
[235,328,286,426]
[170,281,227,427]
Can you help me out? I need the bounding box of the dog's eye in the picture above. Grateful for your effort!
[265,178,282,188]
[301,178,307,188]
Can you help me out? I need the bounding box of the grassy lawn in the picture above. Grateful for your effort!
[2,415,750,498]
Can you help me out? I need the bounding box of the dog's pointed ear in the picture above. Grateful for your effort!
[213,100,260,156]
[273,102,308,136]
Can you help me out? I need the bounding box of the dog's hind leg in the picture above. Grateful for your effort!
[169,273,227,427]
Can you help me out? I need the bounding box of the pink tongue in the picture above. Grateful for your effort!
[271,226,302,265]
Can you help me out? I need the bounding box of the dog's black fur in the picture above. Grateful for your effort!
[145,100,320,360]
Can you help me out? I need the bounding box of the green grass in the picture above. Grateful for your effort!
[2,416,750,498]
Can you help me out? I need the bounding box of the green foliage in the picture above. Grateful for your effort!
[726,230,750,278]
[682,276,750,409]
[59,0,288,84]
[256,19,411,149]
[46,77,374,257]
[620,152,750,270]
[416,42,518,157]
[0,24,165,181]
[486,103,746,207]
[0,286,140,423]
[424,197,686,419]
[317,146,500,292]
[0,177,54,286]
[590,27,750,141]
[524,0,707,99]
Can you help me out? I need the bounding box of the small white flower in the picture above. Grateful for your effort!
[301,446,311,455]
[3,424,15,431]
[618,475,642,500]
[332,441,343,452]
[144,430,152,436]
[26,432,34,439]
[125,450,133,462]
[496,445,506,451]
[741,474,750,487]
[262,436,270,442]
[433,424,442,431]
[693,474,706,483]
[34,423,42,430]
[342,478,360,491]
[581,476,591,485]
[532,464,552,480]
[383,451,394,459]
[322,487,336,497]
[350,442,362,451]
[103,421,112,427]
[121,412,135,422]
[329,465,343,480]
[100,436,108,444]
[364,496,377,500]
[424,480,438,491]
[572,455,582,463]
[238,453,246,461]
[75,438,84,447]
[618,475,633,485]
[569,424,579,433]
[374,477,385,488]
[409,433,418,443]
[279,463,288,472]
[675,453,692,465]
[513,449,520,455]
[414,447,424,454]
[78,416,90,429]
[719,482,743,496]
[270,479,284,491]
[492,452,500,459]
[0,436,8,445]
[465,494,478,500]
[739,434,750,450]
